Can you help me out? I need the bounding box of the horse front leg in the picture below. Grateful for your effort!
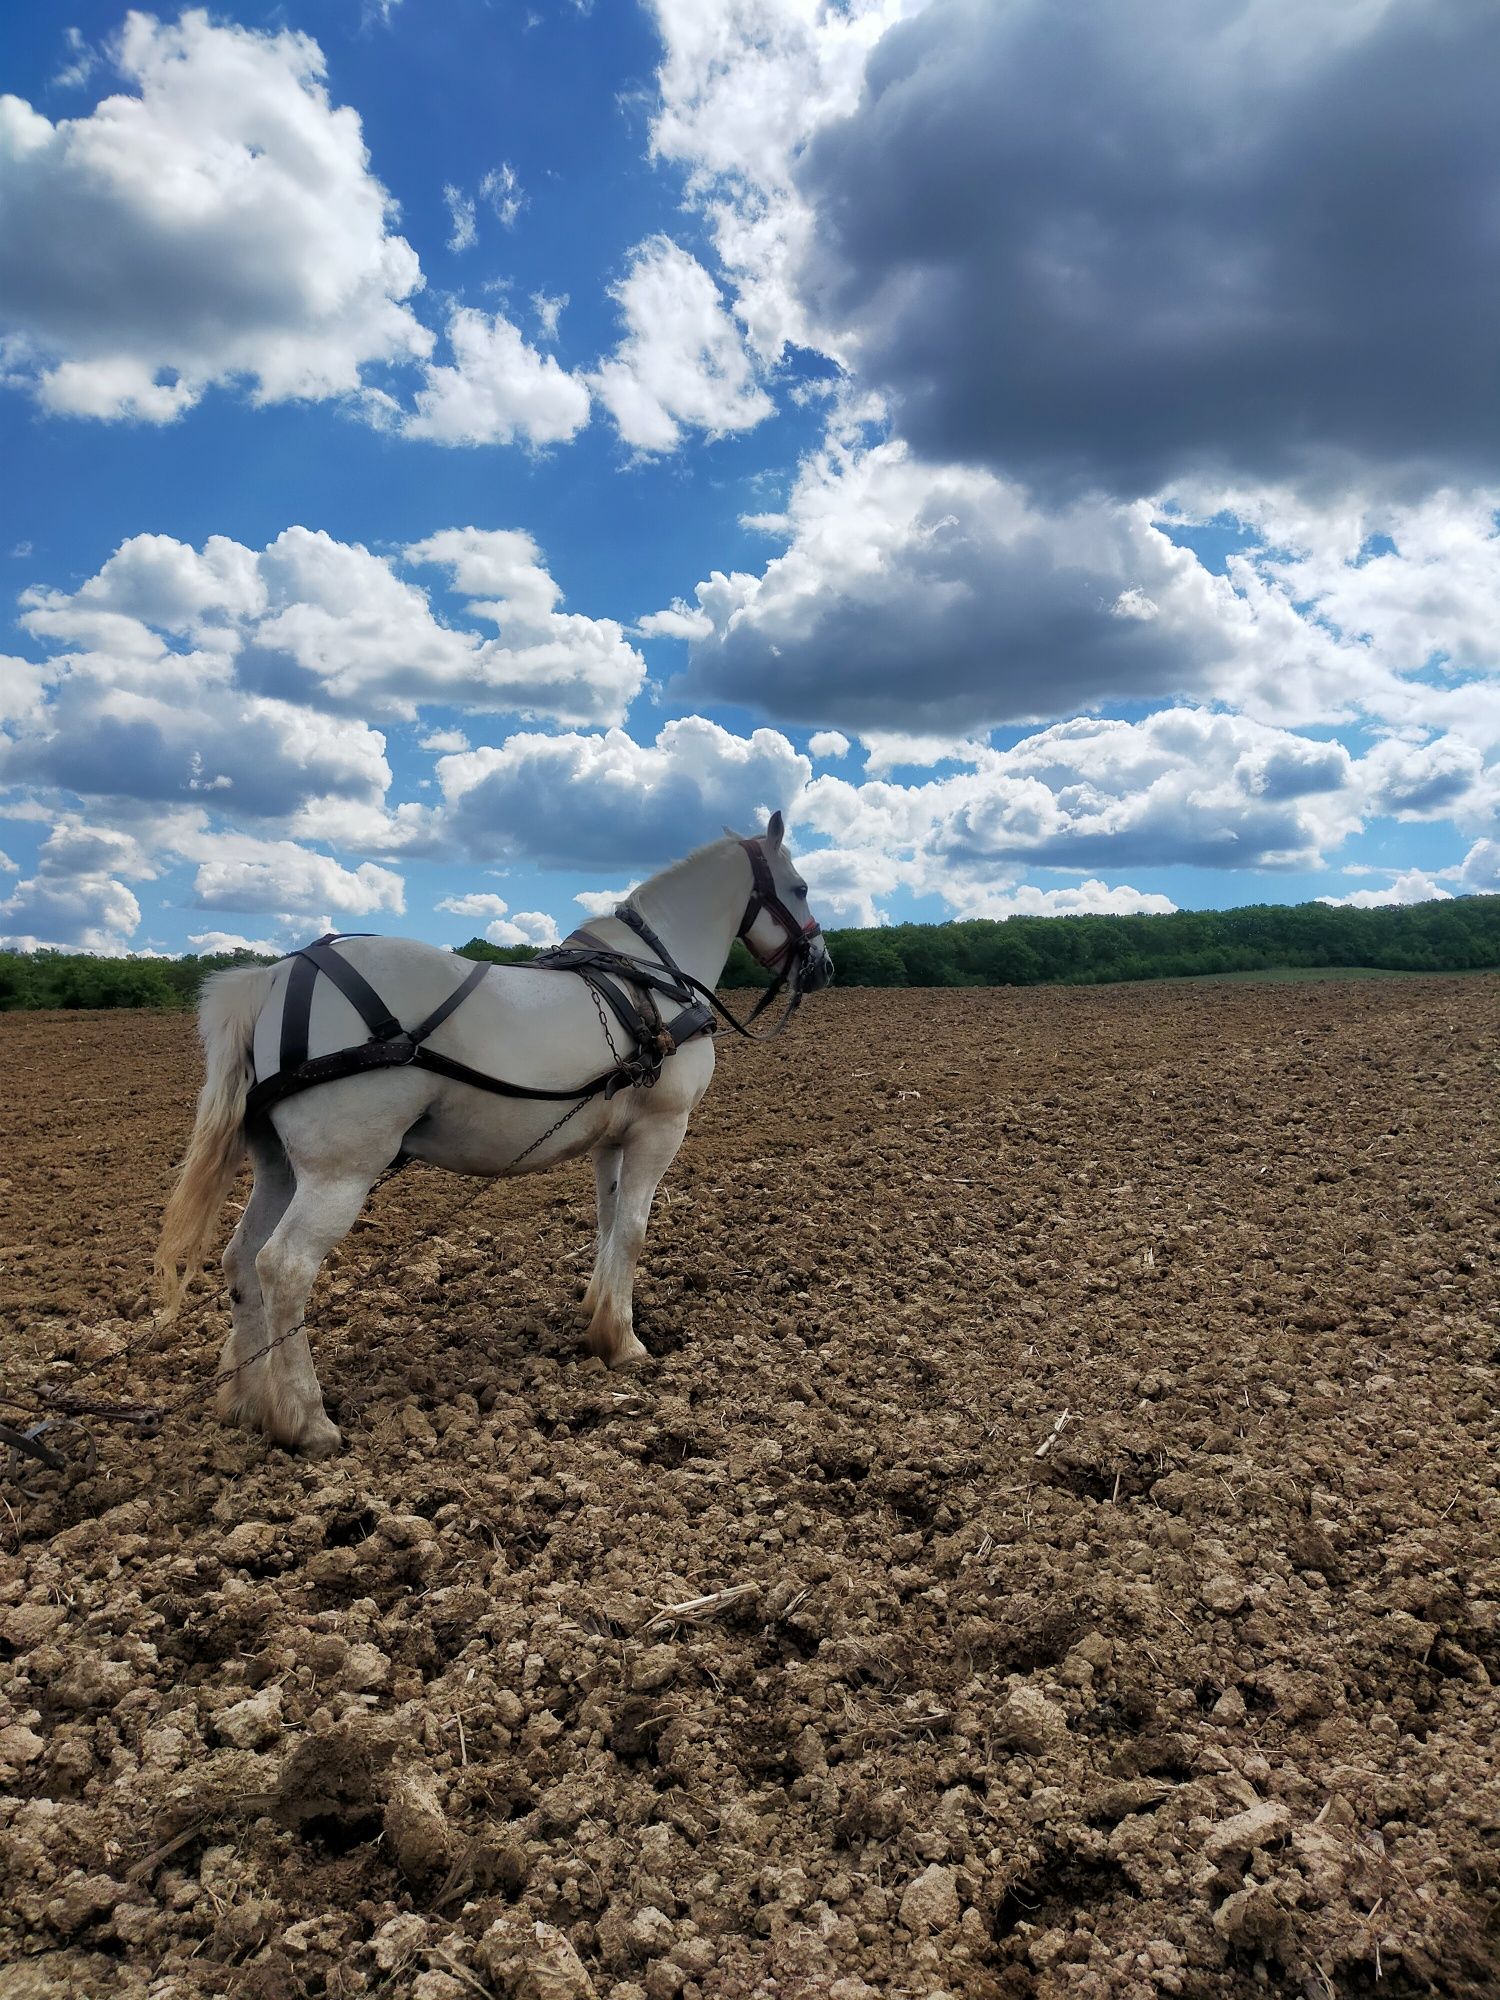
[584,1113,688,1368]
[581,1141,623,1321]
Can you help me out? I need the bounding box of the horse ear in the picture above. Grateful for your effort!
[722,824,744,841]
[765,810,785,852]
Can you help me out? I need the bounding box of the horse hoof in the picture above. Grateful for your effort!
[273,1414,342,1458]
[608,1336,652,1372]
[297,1417,344,1459]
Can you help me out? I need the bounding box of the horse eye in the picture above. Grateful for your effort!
[794,884,808,898]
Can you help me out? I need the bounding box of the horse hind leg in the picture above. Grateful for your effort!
[217,1131,295,1432]
[253,1166,380,1457]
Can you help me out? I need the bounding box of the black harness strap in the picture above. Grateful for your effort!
[406,1046,630,1102]
[297,936,404,1042]
[246,1039,632,1122]
[538,916,717,1062]
[246,842,816,1124]
[613,904,676,971]
[279,948,319,1073]
[408,959,491,1045]
[584,966,654,1046]
[247,925,717,1123]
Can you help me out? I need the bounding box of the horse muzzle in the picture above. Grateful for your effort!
[798,938,835,992]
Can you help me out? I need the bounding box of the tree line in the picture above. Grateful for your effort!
[724,893,1500,990]
[2,894,1496,1011]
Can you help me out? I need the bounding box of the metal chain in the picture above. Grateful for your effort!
[498,1086,599,1174]
[587,978,623,1066]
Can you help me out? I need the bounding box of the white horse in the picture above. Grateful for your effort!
[154,816,832,1457]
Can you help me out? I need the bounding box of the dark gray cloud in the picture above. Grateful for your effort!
[702,544,1194,730]
[671,443,1346,733]
[799,0,1500,497]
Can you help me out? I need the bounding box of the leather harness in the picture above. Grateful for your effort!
[243,840,821,1124]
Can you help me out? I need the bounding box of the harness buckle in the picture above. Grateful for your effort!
[603,1048,663,1099]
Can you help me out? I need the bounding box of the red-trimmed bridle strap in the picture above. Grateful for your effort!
[737,838,821,975]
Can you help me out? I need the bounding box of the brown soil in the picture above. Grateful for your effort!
[1,979,1498,2000]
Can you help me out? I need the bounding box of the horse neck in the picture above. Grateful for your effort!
[631,841,749,989]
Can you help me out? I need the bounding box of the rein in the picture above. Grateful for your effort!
[611,906,797,1043]
[611,838,821,1044]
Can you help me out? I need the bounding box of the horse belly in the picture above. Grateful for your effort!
[399,1083,618,1179]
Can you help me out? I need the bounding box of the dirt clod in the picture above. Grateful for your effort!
[900,1862,963,1934]
[2,980,1498,1997]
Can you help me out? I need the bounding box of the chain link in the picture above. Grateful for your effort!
[587,978,623,1066]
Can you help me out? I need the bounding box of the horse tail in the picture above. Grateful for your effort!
[153,964,277,1322]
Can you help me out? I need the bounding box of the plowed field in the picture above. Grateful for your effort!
[2,978,1498,2000]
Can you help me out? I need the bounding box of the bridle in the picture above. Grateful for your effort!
[737,837,823,981]
[612,835,825,1042]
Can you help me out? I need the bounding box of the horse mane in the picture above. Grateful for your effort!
[632,833,740,904]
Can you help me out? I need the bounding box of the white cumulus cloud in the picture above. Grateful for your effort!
[574,881,642,917]
[187,929,287,955]
[8,525,644,744]
[1458,840,1500,893]
[437,891,511,920]
[945,880,1177,922]
[801,710,1367,892]
[405,308,591,448]
[591,237,773,453]
[189,835,405,916]
[437,716,810,867]
[0,11,431,422]
[0,871,141,951]
[0,817,149,949]
[1318,870,1453,909]
[487,910,558,947]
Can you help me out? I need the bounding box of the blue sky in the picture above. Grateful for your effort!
[2,1,1498,954]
